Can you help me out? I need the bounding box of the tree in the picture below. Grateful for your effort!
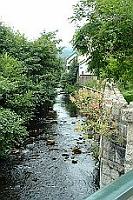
[72,0,133,83]
[0,23,63,156]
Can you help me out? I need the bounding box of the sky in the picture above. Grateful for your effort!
[0,0,78,47]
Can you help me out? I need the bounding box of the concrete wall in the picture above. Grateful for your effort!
[100,83,133,188]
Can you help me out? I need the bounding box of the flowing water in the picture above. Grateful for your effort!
[0,93,98,200]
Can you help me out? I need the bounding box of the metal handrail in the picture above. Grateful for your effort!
[85,170,133,200]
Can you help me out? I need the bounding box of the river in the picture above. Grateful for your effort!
[0,93,98,200]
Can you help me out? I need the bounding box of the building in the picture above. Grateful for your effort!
[66,52,77,73]
[77,54,96,84]
[66,53,96,84]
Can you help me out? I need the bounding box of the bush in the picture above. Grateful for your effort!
[7,90,36,122]
[64,83,80,94]
[123,90,133,103]
[0,108,27,156]
[0,24,62,156]
[119,82,133,103]
[85,79,104,91]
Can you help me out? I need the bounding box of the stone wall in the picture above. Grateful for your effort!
[100,83,133,188]
[77,75,97,84]
[122,103,133,173]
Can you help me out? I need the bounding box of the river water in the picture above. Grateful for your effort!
[0,93,98,200]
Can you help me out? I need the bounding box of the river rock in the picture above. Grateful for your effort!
[21,149,30,154]
[26,143,35,150]
[64,149,67,152]
[46,139,55,145]
[62,153,69,160]
[77,141,83,145]
[49,110,55,114]
[32,177,38,182]
[12,148,20,154]
[71,156,75,159]
[52,133,58,136]
[62,153,69,157]
[52,157,57,160]
[72,159,78,164]
[25,137,35,145]
[37,135,46,141]
[60,120,67,124]
[46,117,53,120]
[72,147,82,154]
[71,121,76,124]
[46,119,58,124]
[15,185,21,190]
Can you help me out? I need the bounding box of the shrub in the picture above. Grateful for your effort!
[123,90,133,103]
[0,108,27,156]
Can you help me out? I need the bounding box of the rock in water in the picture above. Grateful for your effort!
[46,139,55,145]
[62,153,69,157]
[72,159,78,164]
[72,146,82,154]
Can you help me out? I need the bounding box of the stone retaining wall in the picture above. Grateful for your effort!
[100,83,133,188]
[77,75,97,84]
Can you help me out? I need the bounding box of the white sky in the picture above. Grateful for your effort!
[0,0,78,46]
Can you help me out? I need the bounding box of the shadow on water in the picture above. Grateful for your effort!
[0,91,99,200]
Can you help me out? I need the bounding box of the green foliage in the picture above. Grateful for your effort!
[0,108,27,156]
[72,0,133,84]
[7,91,35,122]
[0,53,24,79]
[64,84,80,95]
[123,90,133,104]
[118,79,133,103]
[64,96,78,117]
[91,141,99,159]
[0,54,35,121]
[0,23,62,156]
[85,79,104,91]
[120,83,133,103]
[61,56,79,94]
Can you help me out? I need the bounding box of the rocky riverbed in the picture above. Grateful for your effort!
[0,93,98,200]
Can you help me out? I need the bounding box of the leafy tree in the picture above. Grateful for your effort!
[0,22,63,156]
[72,0,133,84]
[61,55,79,94]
